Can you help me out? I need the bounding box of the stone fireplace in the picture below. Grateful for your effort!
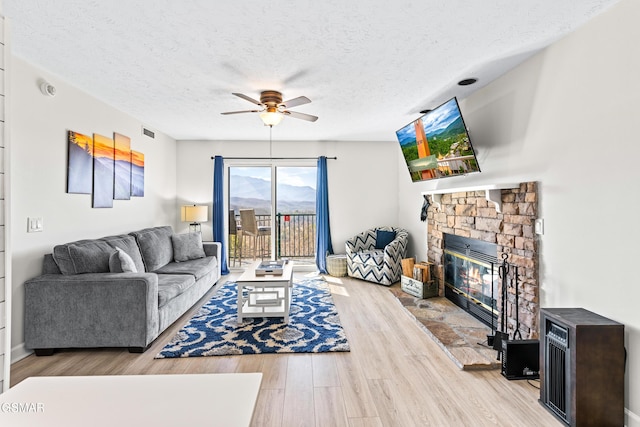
[426,182,539,340]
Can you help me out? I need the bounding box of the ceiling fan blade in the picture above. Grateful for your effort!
[284,110,318,122]
[281,96,311,109]
[232,93,263,106]
[221,109,261,115]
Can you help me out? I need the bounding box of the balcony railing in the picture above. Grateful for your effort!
[230,213,316,265]
[274,213,316,259]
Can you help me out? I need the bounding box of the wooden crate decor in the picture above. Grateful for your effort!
[401,275,438,299]
[401,261,437,299]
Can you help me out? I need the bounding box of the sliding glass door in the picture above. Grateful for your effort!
[275,167,316,265]
[228,164,316,268]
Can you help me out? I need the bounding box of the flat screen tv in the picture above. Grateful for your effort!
[396,97,480,183]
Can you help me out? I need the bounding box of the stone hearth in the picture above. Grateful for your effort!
[390,285,500,370]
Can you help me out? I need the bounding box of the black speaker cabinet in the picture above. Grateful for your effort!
[501,339,540,380]
[540,308,624,427]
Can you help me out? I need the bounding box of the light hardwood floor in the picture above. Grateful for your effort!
[10,272,561,426]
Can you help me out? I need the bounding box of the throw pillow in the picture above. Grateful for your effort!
[108,247,138,273]
[172,232,206,262]
[117,247,138,272]
[108,251,123,273]
[375,230,396,249]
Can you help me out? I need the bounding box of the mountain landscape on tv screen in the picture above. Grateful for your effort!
[396,98,479,182]
[427,115,465,145]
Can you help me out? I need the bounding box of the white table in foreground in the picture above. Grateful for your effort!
[237,260,294,323]
[0,373,262,427]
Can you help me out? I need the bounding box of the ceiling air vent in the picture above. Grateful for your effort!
[142,126,155,139]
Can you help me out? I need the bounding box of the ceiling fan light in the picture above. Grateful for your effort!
[259,111,284,126]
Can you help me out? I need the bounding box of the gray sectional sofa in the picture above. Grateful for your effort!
[24,226,222,355]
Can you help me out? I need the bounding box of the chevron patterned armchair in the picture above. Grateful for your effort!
[345,227,409,286]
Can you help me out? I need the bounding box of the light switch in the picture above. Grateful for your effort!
[535,218,544,235]
[27,217,43,233]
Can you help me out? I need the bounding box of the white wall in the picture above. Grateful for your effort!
[176,139,399,254]
[399,0,639,421]
[9,58,178,359]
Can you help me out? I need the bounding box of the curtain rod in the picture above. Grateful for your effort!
[211,156,337,160]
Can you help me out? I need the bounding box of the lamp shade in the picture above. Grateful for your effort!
[182,205,208,223]
[259,111,284,126]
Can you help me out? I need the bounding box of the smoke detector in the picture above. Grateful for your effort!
[40,81,57,97]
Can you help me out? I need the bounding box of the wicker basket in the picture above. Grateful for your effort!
[326,254,347,277]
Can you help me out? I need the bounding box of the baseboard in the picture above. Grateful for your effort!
[627,407,640,427]
[11,342,32,364]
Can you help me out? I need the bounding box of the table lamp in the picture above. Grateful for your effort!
[181,205,208,233]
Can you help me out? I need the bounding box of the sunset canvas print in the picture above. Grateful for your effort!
[92,133,115,208]
[113,132,132,200]
[67,130,93,194]
[131,150,144,197]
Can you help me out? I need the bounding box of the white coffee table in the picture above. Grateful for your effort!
[0,373,262,427]
[237,260,294,323]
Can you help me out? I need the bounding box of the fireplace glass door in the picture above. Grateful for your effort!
[444,249,498,317]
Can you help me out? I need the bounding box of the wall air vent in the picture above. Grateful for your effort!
[142,126,155,139]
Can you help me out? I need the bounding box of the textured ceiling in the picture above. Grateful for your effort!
[4,0,621,142]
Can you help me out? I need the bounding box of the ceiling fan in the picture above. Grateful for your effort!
[221,90,318,126]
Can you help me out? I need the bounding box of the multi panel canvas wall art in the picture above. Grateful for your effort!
[67,131,93,194]
[92,133,115,208]
[66,129,145,208]
[114,132,132,200]
[131,150,145,197]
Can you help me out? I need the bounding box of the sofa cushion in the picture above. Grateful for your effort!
[155,256,218,281]
[130,226,174,272]
[375,230,396,249]
[43,254,62,274]
[53,234,145,275]
[109,247,138,273]
[171,232,205,262]
[157,274,197,308]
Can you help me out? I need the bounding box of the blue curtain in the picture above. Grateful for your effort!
[213,155,229,275]
[315,156,333,273]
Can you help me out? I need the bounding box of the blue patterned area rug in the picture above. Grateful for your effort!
[155,277,350,358]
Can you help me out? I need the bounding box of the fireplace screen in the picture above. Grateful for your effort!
[444,250,498,312]
[442,234,499,327]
